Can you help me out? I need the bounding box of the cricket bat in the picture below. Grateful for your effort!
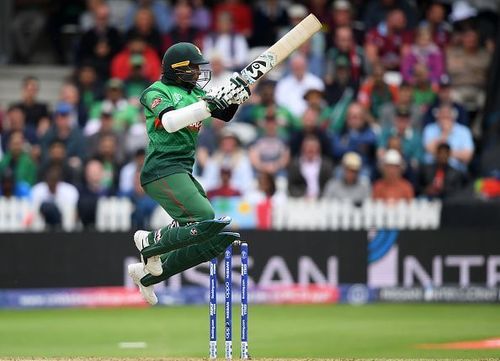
[239,14,322,85]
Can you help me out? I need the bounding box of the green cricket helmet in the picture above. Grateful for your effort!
[161,42,211,88]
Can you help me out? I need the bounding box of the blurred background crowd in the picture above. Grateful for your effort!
[0,0,499,230]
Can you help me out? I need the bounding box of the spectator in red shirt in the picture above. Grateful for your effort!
[110,37,161,83]
[213,0,253,37]
[365,8,414,71]
[372,149,414,202]
[207,168,242,200]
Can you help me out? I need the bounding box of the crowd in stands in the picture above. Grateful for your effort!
[1,0,499,230]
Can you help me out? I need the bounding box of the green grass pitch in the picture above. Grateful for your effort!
[0,304,499,359]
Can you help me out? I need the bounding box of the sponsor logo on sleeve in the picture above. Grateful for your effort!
[151,98,162,109]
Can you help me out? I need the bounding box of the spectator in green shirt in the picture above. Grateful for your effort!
[0,131,37,188]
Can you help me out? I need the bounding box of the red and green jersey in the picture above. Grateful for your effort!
[139,81,208,186]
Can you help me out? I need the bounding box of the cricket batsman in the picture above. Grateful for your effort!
[127,42,251,305]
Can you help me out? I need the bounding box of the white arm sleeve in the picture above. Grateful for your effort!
[161,100,211,133]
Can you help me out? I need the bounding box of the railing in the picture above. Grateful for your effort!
[0,196,441,232]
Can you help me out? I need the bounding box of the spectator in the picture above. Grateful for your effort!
[78,158,113,229]
[0,169,23,198]
[377,106,423,174]
[289,107,333,160]
[332,102,377,174]
[201,129,254,194]
[213,0,253,38]
[325,26,366,85]
[119,148,145,196]
[326,0,364,46]
[378,81,420,128]
[372,149,414,201]
[31,165,79,230]
[249,115,290,177]
[422,75,469,128]
[419,142,464,199]
[192,0,212,32]
[401,25,444,87]
[40,102,85,171]
[125,6,162,56]
[323,151,371,203]
[162,3,204,51]
[248,80,299,139]
[207,168,242,200]
[86,79,140,134]
[423,104,474,172]
[358,62,398,119]
[76,3,122,80]
[275,53,324,117]
[288,135,334,199]
[85,104,126,163]
[74,63,105,114]
[59,83,88,129]
[321,56,359,133]
[124,0,173,35]
[446,27,492,114]
[111,37,161,83]
[411,63,437,110]
[202,12,249,71]
[303,89,327,114]
[420,2,451,50]
[364,8,414,71]
[0,131,37,188]
[206,53,232,90]
[250,0,289,47]
[1,105,38,157]
[363,0,418,31]
[37,140,80,185]
[124,54,151,100]
[11,76,50,137]
[94,134,122,191]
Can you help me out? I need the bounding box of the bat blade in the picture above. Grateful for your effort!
[240,14,322,85]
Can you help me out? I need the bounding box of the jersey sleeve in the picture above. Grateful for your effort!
[140,88,175,119]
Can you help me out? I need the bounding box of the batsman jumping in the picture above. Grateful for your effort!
[128,42,251,305]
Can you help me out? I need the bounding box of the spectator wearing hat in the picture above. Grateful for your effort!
[124,54,151,100]
[249,114,290,178]
[40,102,85,170]
[86,78,140,134]
[423,104,474,173]
[401,25,444,87]
[249,0,289,47]
[419,142,464,199]
[332,102,377,175]
[377,107,423,166]
[288,135,334,199]
[303,89,327,113]
[323,152,371,203]
[358,62,398,119]
[364,8,414,71]
[327,0,365,46]
[422,75,469,128]
[11,76,50,137]
[111,36,161,83]
[125,6,163,56]
[0,131,37,189]
[325,26,366,85]
[275,53,324,117]
[372,149,414,202]
[201,129,254,195]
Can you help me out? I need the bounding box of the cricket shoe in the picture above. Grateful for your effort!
[134,230,163,276]
[128,263,158,305]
